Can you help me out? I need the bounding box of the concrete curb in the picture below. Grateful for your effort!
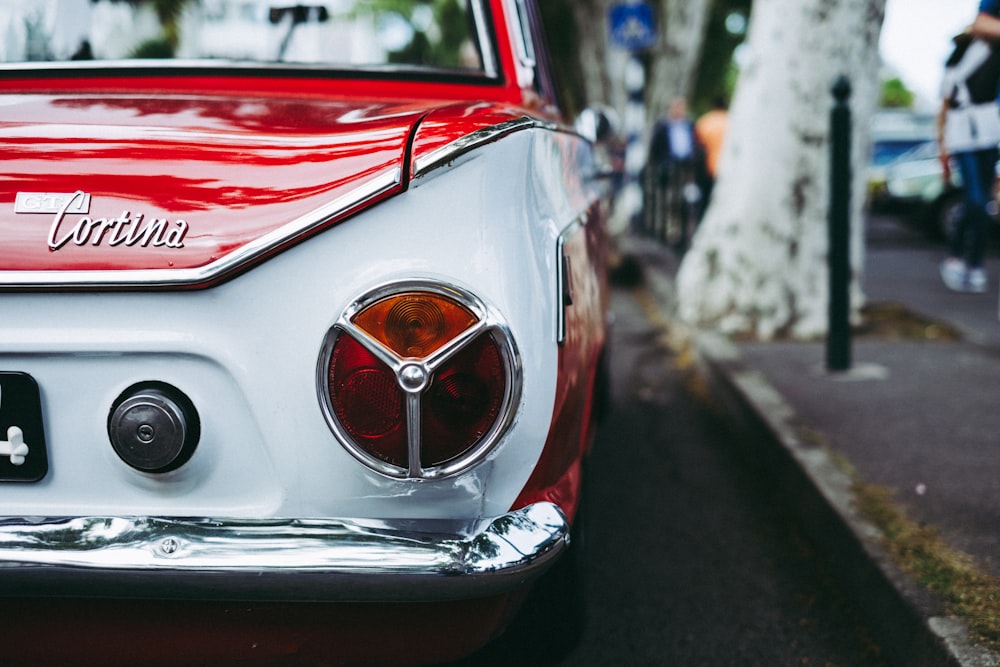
[691,330,999,666]
[623,234,999,666]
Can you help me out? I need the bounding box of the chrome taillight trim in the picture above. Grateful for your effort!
[0,502,568,602]
[0,169,401,289]
[317,281,522,481]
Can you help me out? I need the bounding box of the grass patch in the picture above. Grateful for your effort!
[630,282,996,652]
[854,481,1000,651]
[803,423,1000,653]
[856,303,962,341]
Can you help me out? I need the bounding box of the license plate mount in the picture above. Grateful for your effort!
[0,372,49,482]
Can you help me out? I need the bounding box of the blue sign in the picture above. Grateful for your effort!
[609,2,657,51]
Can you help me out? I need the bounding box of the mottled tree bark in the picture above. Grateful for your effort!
[563,0,714,120]
[645,0,715,117]
[569,0,620,110]
[676,0,886,339]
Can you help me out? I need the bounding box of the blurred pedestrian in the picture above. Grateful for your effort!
[695,95,729,206]
[972,1,1000,47]
[647,97,706,249]
[937,30,1000,293]
[648,97,699,176]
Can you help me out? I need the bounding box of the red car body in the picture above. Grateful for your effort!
[0,1,609,664]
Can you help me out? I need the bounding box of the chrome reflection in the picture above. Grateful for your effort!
[0,502,567,601]
[413,117,560,177]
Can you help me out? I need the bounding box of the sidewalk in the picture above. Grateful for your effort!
[625,215,1000,667]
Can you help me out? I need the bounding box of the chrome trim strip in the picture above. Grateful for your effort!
[0,169,401,289]
[556,217,585,345]
[0,502,567,602]
[0,60,499,80]
[412,117,557,178]
[471,0,499,79]
[502,0,538,91]
[406,391,423,478]
[556,232,568,345]
[507,0,537,69]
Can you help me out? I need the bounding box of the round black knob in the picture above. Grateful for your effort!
[108,384,199,473]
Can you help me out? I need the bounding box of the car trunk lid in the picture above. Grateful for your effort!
[0,93,424,287]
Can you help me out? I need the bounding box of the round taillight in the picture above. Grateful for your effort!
[321,285,519,479]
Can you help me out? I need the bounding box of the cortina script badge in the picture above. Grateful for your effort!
[14,190,189,250]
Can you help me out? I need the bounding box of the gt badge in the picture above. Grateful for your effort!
[15,191,91,215]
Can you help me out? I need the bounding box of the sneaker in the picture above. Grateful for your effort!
[967,267,988,293]
[940,258,967,292]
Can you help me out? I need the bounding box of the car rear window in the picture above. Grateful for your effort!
[0,0,494,77]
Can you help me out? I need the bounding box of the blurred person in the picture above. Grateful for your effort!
[972,0,1000,103]
[695,95,729,206]
[937,31,1000,293]
[646,97,707,248]
[649,97,699,174]
[972,1,1000,45]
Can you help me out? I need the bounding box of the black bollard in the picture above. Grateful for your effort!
[827,76,852,372]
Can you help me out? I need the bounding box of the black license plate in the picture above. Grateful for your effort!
[0,373,49,482]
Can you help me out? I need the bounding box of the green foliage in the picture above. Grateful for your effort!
[359,0,474,68]
[130,38,176,59]
[855,481,1000,651]
[692,0,752,114]
[126,0,191,56]
[537,0,585,117]
[880,77,916,109]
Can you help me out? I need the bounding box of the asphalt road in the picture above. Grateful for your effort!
[457,279,888,666]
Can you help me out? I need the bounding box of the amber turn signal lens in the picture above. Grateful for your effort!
[352,292,477,359]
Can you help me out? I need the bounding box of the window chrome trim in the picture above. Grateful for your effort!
[471,0,499,79]
[0,0,499,81]
[502,0,537,91]
[0,61,496,79]
[317,280,522,481]
[0,502,568,602]
[0,169,401,289]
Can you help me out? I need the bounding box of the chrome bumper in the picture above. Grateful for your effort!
[0,502,568,602]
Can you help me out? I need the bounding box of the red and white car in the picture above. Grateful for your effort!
[0,1,610,664]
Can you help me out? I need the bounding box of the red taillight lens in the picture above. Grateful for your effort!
[328,334,407,467]
[422,334,505,468]
[323,286,517,479]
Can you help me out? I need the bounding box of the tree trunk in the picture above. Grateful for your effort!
[563,0,714,122]
[645,0,715,118]
[569,0,620,111]
[675,0,886,340]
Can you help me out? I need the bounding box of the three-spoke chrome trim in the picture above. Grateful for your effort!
[317,280,522,480]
